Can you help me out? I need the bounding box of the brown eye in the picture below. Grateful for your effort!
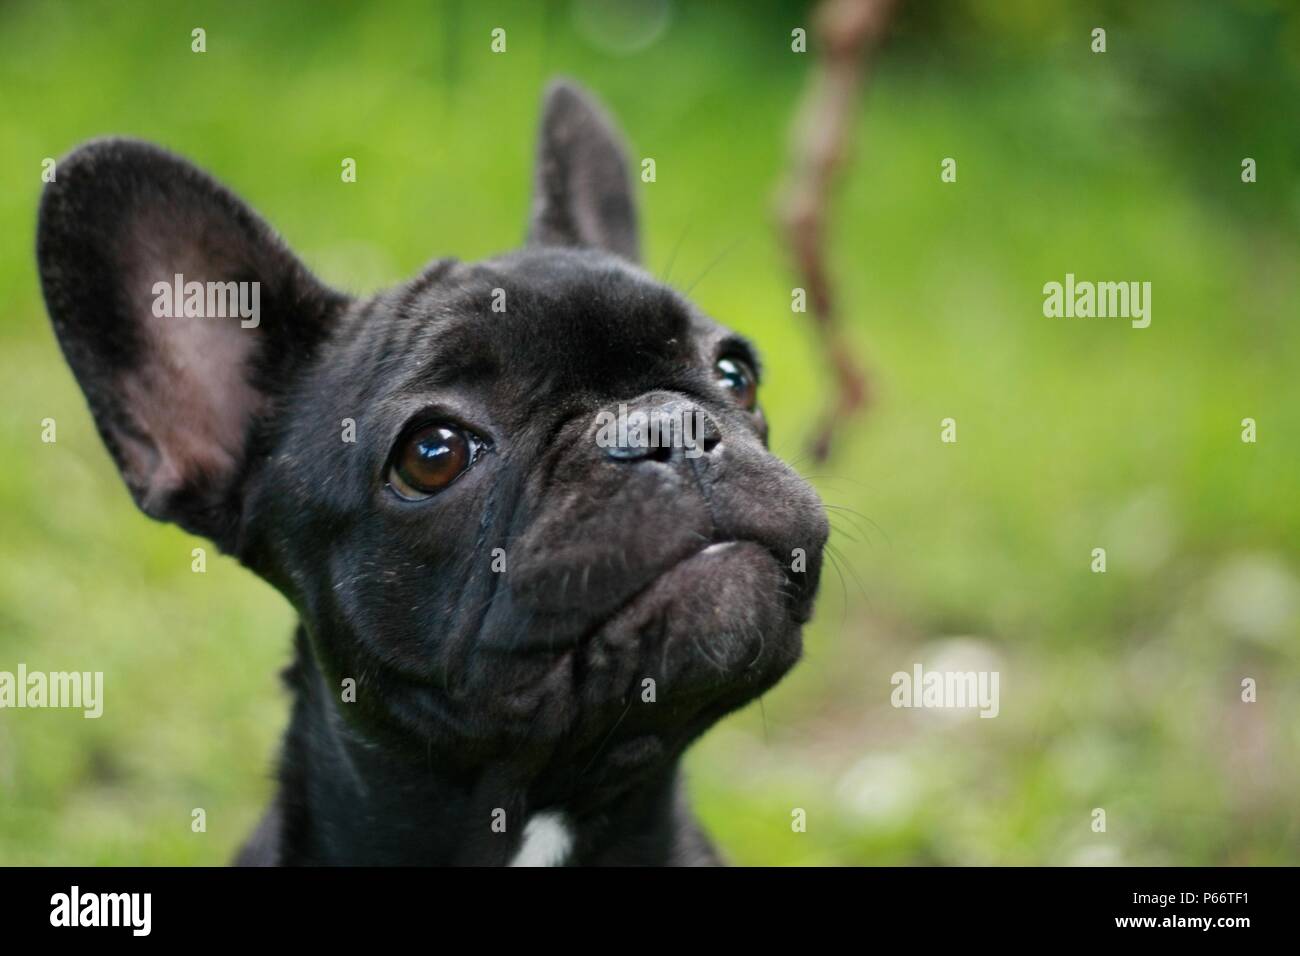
[388,423,479,500]
[716,356,758,410]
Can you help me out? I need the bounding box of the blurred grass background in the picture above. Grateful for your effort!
[1,0,1297,865]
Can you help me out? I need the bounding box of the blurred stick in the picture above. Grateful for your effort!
[776,0,897,462]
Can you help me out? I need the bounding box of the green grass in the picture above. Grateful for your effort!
[1,0,1297,865]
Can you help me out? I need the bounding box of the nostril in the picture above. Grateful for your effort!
[604,443,650,461]
[597,399,722,463]
[603,442,687,463]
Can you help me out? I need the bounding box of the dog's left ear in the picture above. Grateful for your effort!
[527,79,640,263]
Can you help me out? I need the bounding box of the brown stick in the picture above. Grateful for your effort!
[776,0,897,462]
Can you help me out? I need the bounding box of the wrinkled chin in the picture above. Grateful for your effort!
[593,540,804,701]
[384,543,808,777]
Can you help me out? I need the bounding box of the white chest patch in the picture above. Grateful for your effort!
[508,811,574,867]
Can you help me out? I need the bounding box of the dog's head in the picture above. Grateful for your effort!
[37,81,827,797]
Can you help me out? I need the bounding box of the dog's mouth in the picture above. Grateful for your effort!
[379,524,822,773]
[502,534,810,788]
[580,537,806,693]
[585,537,804,638]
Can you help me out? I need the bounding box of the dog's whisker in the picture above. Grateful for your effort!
[801,473,873,490]
[822,545,850,630]
[745,624,766,670]
[825,510,875,548]
[660,217,693,284]
[680,236,746,297]
[578,698,634,779]
[826,516,863,545]
[825,539,872,611]
[822,502,891,549]
[689,630,728,675]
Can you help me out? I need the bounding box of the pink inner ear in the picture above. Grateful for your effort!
[115,213,265,510]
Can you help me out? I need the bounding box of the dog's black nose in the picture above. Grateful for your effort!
[599,396,721,463]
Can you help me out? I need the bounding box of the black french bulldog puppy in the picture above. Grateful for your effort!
[36,80,827,865]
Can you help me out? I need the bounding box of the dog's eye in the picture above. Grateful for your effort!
[716,356,758,410]
[388,423,480,500]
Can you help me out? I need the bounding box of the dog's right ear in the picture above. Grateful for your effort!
[37,139,350,549]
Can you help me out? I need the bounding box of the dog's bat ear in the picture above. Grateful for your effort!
[527,79,640,263]
[36,138,350,549]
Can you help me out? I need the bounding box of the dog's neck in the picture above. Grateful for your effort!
[239,627,720,866]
